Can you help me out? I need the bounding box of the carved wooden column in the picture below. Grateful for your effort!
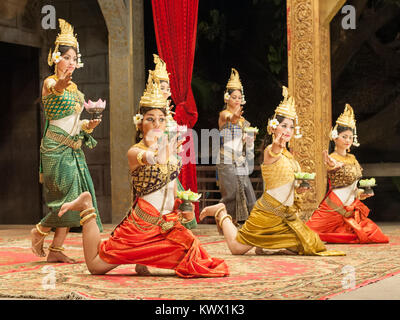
[286,0,345,219]
[97,0,145,223]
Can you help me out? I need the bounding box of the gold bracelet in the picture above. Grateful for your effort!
[81,120,94,134]
[80,213,97,226]
[80,207,96,218]
[215,207,226,220]
[137,150,146,166]
[268,147,282,158]
[219,214,233,228]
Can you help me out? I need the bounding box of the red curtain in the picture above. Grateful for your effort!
[151,0,200,219]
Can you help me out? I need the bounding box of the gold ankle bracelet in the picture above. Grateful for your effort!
[48,246,65,252]
[80,207,96,218]
[36,223,50,237]
[80,213,97,226]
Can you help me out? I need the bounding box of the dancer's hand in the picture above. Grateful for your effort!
[144,129,163,149]
[232,106,243,122]
[323,150,342,170]
[296,186,309,194]
[179,203,195,221]
[272,132,286,149]
[243,132,255,145]
[155,133,178,164]
[87,118,102,129]
[155,134,169,164]
[359,189,374,200]
[55,70,73,91]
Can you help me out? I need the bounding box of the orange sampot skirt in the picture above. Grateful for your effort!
[306,190,389,244]
[99,198,229,278]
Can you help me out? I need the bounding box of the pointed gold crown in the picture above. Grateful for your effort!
[139,71,168,109]
[48,19,82,67]
[226,68,243,91]
[152,54,169,82]
[336,103,356,129]
[274,86,297,120]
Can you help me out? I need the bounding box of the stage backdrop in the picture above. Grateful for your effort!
[151,0,200,219]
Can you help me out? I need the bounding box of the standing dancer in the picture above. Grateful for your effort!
[217,68,257,224]
[30,19,103,263]
[201,87,345,257]
[58,72,229,277]
[306,104,389,244]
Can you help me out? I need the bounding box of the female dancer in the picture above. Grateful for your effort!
[57,72,229,277]
[201,87,345,256]
[30,19,103,263]
[217,68,257,224]
[306,104,389,243]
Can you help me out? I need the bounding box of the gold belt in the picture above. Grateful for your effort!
[46,130,82,150]
[256,196,297,221]
[325,197,353,218]
[131,205,175,232]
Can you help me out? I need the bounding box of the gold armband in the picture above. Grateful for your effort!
[137,150,146,166]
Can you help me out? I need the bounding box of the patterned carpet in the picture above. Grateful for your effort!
[0,223,399,300]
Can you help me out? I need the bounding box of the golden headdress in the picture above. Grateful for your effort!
[336,104,356,129]
[226,68,242,91]
[47,19,83,68]
[267,86,302,138]
[274,86,297,120]
[139,71,168,109]
[224,68,246,105]
[152,54,170,82]
[330,103,360,146]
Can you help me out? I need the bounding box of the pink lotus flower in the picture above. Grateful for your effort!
[84,99,106,112]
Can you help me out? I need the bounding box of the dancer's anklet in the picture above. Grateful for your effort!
[36,223,50,237]
[48,246,65,252]
[80,207,96,218]
[80,213,97,226]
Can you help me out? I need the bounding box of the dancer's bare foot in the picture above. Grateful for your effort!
[199,203,226,221]
[58,192,93,217]
[255,247,297,256]
[47,250,76,263]
[30,228,47,257]
[135,264,151,276]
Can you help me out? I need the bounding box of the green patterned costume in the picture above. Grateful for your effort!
[39,76,103,231]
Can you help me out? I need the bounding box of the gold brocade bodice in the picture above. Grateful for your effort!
[130,141,182,198]
[42,75,84,120]
[261,149,301,190]
[328,153,363,188]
